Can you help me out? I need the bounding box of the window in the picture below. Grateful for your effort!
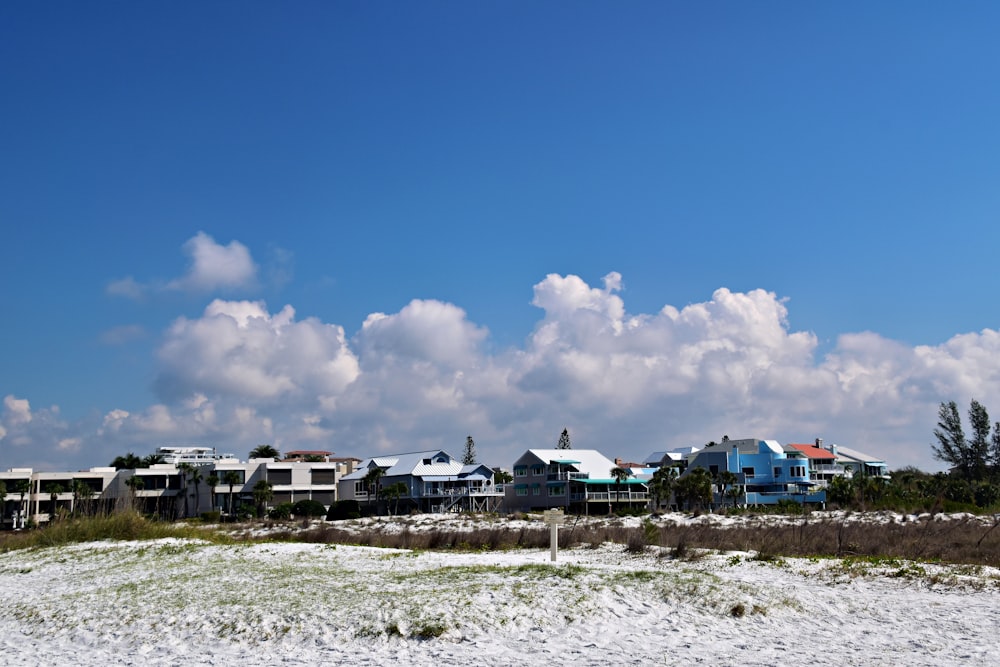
[354,481,368,495]
[709,465,719,476]
[742,467,755,479]
[514,466,528,477]
[311,469,336,485]
[774,467,782,479]
[532,486,541,496]
[548,484,565,497]
[219,470,245,484]
[515,486,528,497]
[790,466,806,478]
[268,469,292,485]
[530,465,544,476]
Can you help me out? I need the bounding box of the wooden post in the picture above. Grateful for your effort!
[543,509,565,562]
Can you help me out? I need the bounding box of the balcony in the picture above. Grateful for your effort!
[422,486,504,498]
[546,472,589,481]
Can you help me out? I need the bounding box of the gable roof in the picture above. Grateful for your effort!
[340,450,472,481]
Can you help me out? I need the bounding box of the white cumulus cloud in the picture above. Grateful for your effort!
[12,272,1000,472]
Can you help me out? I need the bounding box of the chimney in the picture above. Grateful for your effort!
[815,437,823,449]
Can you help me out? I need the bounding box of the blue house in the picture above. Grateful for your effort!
[682,438,826,506]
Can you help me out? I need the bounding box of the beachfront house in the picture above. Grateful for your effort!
[682,438,826,506]
[789,439,891,485]
[338,450,504,514]
[505,449,650,514]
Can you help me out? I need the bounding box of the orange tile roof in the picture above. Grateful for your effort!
[789,444,837,460]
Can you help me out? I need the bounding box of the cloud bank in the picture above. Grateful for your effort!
[9,272,1000,471]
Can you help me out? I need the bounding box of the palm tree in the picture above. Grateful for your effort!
[363,466,385,513]
[47,483,65,522]
[12,479,30,527]
[717,470,738,508]
[124,475,144,511]
[70,480,94,517]
[206,473,220,512]
[610,466,631,514]
[110,452,143,470]
[222,471,242,518]
[676,468,713,511]
[252,480,273,518]
[176,463,194,517]
[188,466,204,515]
[141,453,165,467]
[249,444,280,460]
[381,482,408,516]
[649,465,678,511]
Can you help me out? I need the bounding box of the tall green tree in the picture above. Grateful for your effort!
[124,475,144,511]
[649,465,678,511]
[13,479,30,525]
[462,436,477,465]
[381,482,408,516]
[47,483,65,522]
[252,480,274,518]
[249,444,280,460]
[363,466,385,512]
[609,466,631,513]
[933,400,994,482]
[222,471,242,517]
[717,470,738,508]
[188,466,204,515]
[206,473,220,512]
[110,452,143,470]
[557,428,571,450]
[71,480,94,517]
[675,468,713,511]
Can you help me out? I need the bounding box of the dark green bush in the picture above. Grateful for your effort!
[268,503,293,520]
[326,499,362,521]
[292,499,327,518]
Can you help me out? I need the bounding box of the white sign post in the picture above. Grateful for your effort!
[543,509,565,562]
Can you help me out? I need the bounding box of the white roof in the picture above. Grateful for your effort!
[521,449,619,478]
[832,445,886,465]
[342,450,477,480]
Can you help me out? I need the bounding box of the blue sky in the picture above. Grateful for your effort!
[2,2,1000,472]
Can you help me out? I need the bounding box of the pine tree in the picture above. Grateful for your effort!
[462,436,477,465]
[557,428,571,449]
[933,400,994,482]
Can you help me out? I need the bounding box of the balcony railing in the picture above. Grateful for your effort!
[546,472,589,481]
[581,491,649,502]
[422,486,504,498]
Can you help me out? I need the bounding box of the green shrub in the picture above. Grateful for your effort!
[200,510,221,523]
[327,500,362,521]
[268,503,293,520]
[292,499,327,518]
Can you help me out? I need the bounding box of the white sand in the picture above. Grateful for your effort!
[1,514,998,666]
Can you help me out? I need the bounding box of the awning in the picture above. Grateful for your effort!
[550,459,581,465]
[421,476,458,482]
